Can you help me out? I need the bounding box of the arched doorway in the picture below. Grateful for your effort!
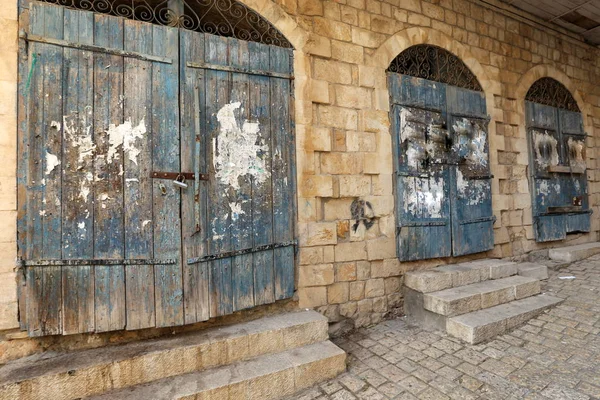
[18,0,296,336]
[525,78,589,242]
[388,45,494,261]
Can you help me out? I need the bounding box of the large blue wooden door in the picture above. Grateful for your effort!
[526,79,589,242]
[389,70,494,261]
[18,2,295,336]
[180,30,295,322]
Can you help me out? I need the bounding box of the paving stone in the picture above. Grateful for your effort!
[398,376,429,395]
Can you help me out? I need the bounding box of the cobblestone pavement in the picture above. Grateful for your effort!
[288,255,600,400]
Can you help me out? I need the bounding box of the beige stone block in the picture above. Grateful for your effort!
[399,0,421,12]
[371,258,401,278]
[360,109,390,133]
[365,278,385,298]
[298,247,324,266]
[339,175,371,196]
[314,59,352,85]
[351,27,387,48]
[298,0,323,15]
[373,89,390,112]
[349,281,365,301]
[299,263,334,287]
[339,301,357,318]
[408,13,431,26]
[334,85,372,109]
[335,262,357,282]
[0,211,16,243]
[298,286,328,308]
[334,241,367,262]
[404,271,452,293]
[331,40,364,65]
[323,198,354,221]
[358,65,386,89]
[321,152,364,175]
[480,287,514,309]
[323,246,335,263]
[356,260,370,280]
[372,296,387,313]
[0,300,19,330]
[328,282,349,304]
[366,237,396,260]
[307,222,338,246]
[515,280,541,300]
[0,176,16,211]
[364,151,393,175]
[372,174,393,196]
[357,298,373,314]
[314,18,352,42]
[300,175,333,197]
[318,105,358,130]
[384,276,402,294]
[311,80,330,105]
[305,34,331,58]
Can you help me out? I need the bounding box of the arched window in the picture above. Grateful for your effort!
[36,0,292,48]
[525,77,579,112]
[387,45,482,91]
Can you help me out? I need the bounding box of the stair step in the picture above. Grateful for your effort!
[0,311,328,400]
[517,262,548,280]
[446,295,564,344]
[549,242,600,263]
[405,259,518,293]
[88,341,346,400]
[424,276,541,317]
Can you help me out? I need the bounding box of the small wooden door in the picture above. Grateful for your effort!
[389,73,494,261]
[526,79,589,242]
[17,2,295,336]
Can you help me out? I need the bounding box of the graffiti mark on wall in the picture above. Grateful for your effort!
[351,199,375,232]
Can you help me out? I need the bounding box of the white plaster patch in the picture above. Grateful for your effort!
[39,210,46,217]
[229,202,245,221]
[213,102,269,192]
[77,221,85,230]
[403,177,444,218]
[142,220,151,228]
[64,115,95,165]
[79,180,90,202]
[534,130,559,167]
[45,151,61,175]
[456,168,488,205]
[106,118,147,165]
[50,120,61,131]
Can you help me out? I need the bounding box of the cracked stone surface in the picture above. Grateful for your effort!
[286,255,600,400]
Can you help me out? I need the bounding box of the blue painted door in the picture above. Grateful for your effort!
[389,74,494,261]
[18,2,295,336]
[526,101,590,242]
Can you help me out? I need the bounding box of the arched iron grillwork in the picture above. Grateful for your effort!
[35,0,293,48]
[387,45,482,92]
[526,77,580,112]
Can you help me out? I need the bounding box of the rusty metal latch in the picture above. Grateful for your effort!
[151,171,209,181]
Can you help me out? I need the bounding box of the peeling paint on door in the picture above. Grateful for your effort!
[106,118,147,165]
[213,102,269,192]
[533,130,559,168]
[45,151,60,175]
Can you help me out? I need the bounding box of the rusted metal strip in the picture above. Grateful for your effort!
[187,241,297,265]
[19,258,177,267]
[547,206,583,214]
[151,171,209,180]
[459,216,496,225]
[547,165,585,174]
[187,61,294,80]
[465,174,494,180]
[400,221,447,227]
[20,32,173,64]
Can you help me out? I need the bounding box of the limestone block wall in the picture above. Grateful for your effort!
[0,0,600,351]
[0,1,18,331]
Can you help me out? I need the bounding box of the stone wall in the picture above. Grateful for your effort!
[0,0,599,356]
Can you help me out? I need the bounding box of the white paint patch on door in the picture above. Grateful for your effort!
[213,102,269,191]
[64,115,95,165]
[456,168,488,205]
[403,177,444,218]
[45,151,61,175]
[106,118,147,165]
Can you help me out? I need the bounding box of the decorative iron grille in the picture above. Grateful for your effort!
[35,0,293,48]
[387,45,482,92]
[526,77,580,112]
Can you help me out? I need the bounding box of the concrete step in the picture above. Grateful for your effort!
[0,311,330,400]
[424,276,541,317]
[405,259,518,293]
[447,295,564,344]
[88,341,346,400]
[549,242,600,263]
[517,262,548,280]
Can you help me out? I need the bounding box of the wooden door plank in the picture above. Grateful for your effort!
[123,19,155,330]
[180,29,209,323]
[151,24,183,328]
[93,13,126,332]
[228,37,255,312]
[24,3,49,336]
[61,8,95,335]
[269,47,294,301]
[205,35,233,317]
[248,42,275,306]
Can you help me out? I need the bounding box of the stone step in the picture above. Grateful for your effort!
[517,262,548,280]
[405,259,518,293]
[88,341,346,400]
[424,275,541,317]
[0,311,329,400]
[549,242,600,263]
[446,295,564,344]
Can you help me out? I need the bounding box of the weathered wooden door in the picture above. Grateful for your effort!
[526,78,590,242]
[18,1,295,336]
[388,46,494,261]
[179,30,295,322]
